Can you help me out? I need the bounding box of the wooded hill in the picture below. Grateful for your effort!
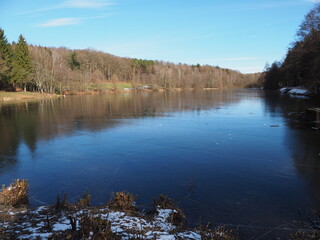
[263,3,320,94]
[0,29,260,94]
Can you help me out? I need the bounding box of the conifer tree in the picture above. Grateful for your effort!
[12,34,32,91]
[0,28,13,90]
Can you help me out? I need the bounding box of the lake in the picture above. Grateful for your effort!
[0,89,319,238]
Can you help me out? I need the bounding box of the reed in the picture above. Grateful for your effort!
[108,191,137,211]
[77,192,91,207]
[0,179,28,206]
[153,194,185,225]
[79,214,119,239]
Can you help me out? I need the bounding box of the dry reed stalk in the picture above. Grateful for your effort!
[108,192,137,211]
[153,194,185,225]
[0,179,28,206]
[80,214,119,239]
[77,192,91,207]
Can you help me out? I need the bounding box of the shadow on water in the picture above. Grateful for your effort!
[264,91,320,207]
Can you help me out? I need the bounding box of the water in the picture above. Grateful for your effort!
[0,89,320,238]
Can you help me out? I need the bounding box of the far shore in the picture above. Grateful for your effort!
[0,91,61,103]
[0,86,220,103]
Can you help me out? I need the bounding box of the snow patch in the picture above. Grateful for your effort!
[33,206,48,214]
[52,217,70,231]
[280,87,309,96]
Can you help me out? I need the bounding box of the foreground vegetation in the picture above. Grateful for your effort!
[263,2,320,97]
[0,180,237,240]
[0,29,260,94]
[0,180,319,240]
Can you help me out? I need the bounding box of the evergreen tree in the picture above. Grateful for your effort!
[68,52,80,70]
[0,28,13,90]
[12,34,33,91]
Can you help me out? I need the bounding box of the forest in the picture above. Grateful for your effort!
[0,29,260,94]
[263,3,320,95]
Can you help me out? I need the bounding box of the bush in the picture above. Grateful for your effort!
[0,179,28,206]
[108,192,137,211]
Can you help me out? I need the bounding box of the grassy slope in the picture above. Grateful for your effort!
[0,91,59,102]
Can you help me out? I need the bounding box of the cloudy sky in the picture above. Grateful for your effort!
[0,0,317,73]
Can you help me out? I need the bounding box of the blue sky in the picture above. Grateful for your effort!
[0,0,317,73]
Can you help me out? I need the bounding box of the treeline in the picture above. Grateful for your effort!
[263,3,320,93]
[0,29,259,93]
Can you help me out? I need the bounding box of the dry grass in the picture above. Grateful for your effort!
[0,91,58,102]
[77,192,91,207]
[153,194,176,209]
[0,179,28,206]
[79,214,120,239]
[55,194,69,211]
[153,194,185,226]
[108,192,137,211]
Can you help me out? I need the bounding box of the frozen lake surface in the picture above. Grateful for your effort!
[0,89,319,238]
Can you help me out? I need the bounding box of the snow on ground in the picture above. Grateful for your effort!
[288,88,309,95]
[0,206,202,240]
[280,87,309,96]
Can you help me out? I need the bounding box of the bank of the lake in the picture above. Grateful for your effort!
[0,185,237,240]
[0,91,60,103]
[0,179,318,240]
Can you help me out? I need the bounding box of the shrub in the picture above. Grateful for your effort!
[108,192,137,211]
[0,179,28,206]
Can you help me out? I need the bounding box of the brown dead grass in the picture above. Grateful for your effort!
[79,215,120,240]
[55,194,69,211]
[77,192,91,207]
[153,194,185,226]
[108,192,137,211]
[0,179,28,206]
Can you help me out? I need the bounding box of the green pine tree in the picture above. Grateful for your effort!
[68,52,80,70]
[0,28,13,90]
[12,34,33,91]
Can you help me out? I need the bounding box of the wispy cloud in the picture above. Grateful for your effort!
[17,0,113,15]
[64,0,113,8]
[38,18,82,27]
[38,15,113,27]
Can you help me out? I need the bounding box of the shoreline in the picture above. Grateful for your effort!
[0,91,61,104]
[62,87,219,95]
[0,180,235,240]
[0,180,319,240]
[0,87,220,103]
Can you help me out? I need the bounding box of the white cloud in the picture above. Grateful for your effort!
[63,0,113,8]
[37,15,113,27]
[38,18,82,27]
[17,0,113,15]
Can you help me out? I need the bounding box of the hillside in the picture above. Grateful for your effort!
[0,30,260,94]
